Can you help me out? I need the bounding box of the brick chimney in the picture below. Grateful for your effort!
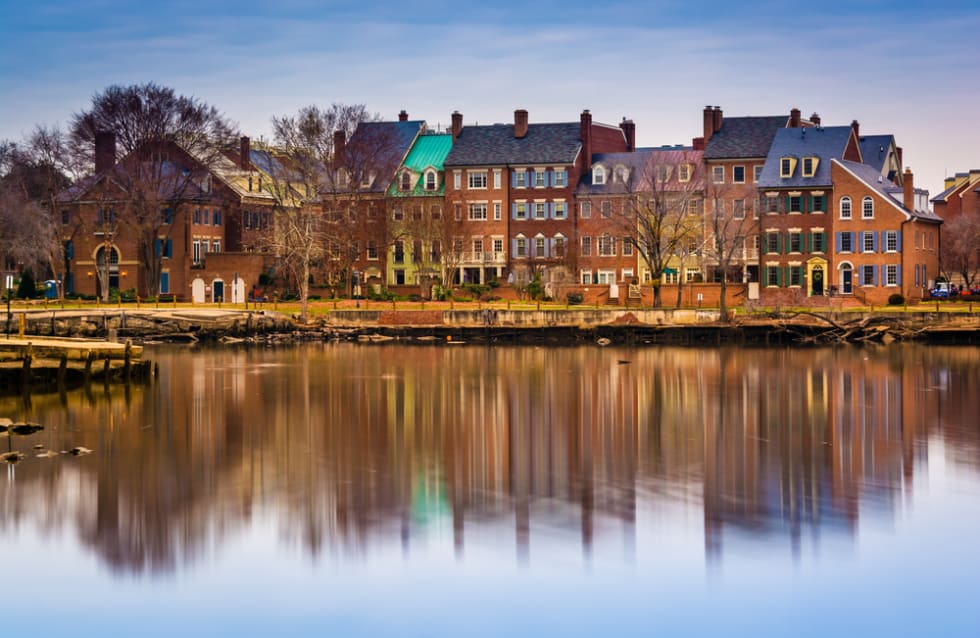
[789,108,801,128]
[851,119,860,139]
[94,131,116,173]
[692,137,705,151]
[398,110,408,122]
[580,109,593,172]
[620,118,636,152]
[514,109,529,139]
[712,106,723,136]
[333,130,346,168]
[239,136,251,170]
[896,146,903,171]
[451,111,463,140]
[904,167,915,211]
[703,106,714,144]
[810,112,821,126]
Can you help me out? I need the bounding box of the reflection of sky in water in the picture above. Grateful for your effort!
[0,344,978,637]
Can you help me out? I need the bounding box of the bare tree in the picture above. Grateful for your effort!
[941,214,980,290]
[70,83,237,299]
[701,181,758,321]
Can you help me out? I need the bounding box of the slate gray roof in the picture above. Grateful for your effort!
[757,126,853,188]
[839,159,942,223]
[703,116,787,160]
[444,123,582,166]
[577,150,651,193]
[858,134,895,175]
[347,119,425,192]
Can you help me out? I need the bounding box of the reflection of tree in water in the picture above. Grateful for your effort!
[0,344,975,575]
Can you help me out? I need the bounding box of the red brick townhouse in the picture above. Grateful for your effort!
[443,109,630,287]
[930,170,980,287]
[831,161,941,303]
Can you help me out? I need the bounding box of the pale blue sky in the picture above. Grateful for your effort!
[2,0,978,194]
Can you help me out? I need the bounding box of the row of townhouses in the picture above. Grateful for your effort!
[55,105,943,305]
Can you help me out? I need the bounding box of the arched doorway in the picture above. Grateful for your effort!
[95,245,119,298]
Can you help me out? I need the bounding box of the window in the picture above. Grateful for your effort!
[616,166,630,183]
[155,238,173,259]
[493,238,503,254]
[766,196,780,214]
[862,231,875,253]
[766,232,780,254]
[394,241,405,263]
[469,203,487,220]
[516,237,527,258]
[733,199,745,219]
[468,171,487,189]
[192,209,202,224]
[811,195,824,213]
[593,166,605,185]
[192,240,201,264]
[413,205,423,221]
[885,230,898,252]
[789,266,803,287]
[534,236,546,258]
[840,232,853,253]
[581,236,592,256]
[862,196,874,219]
[861,265,875,286]
[656,165,669,183]
[598,235,615,256]
[553,169,567,187]
[534,202,546,219]
[534,171,546,188]
[425,171,437,190]
[885,264,898,286]
[554,202,566,219]
[766,266,780,287]
[581,270,592,284]
[712,166,724,183]
[754,165,763,182]
[453,172,461,189]
[678,164,691,182]
[600,201,612,218]
[400,171,412,191]
[431,240,442,262]
[688,199,701,216]
[514,202,527,220]
[812,232,825,253]
[493,170,501,189]
[367,241,378,260]
[622,237,633,256]
[432,205,442,220]
[802,157,818,177]
[580,201,592,218]
[472,238,483,257]
[780,157,796,178]
[515,170,527,188]
[733,166,745,183]
[494,202,501,220]
[553,236,565,258]
[622,268,634,282]
[840,196,852,219]
[393,207,404,221]
[160,208,173,224]
[213,209,222,226]
[789,232,802,253]
[211,240,221,253]
[454,203,462,221]
[789,196,802,213]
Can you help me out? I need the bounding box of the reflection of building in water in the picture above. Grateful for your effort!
[0,345,974,575]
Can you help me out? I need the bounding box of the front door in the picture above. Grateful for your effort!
[212,279,224,303]
[811,266,824,296]
[841,267,852,294]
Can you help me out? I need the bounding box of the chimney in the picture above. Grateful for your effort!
[692,137,705,151]
[94,131,116,173]
[703,106,714,143]
[896,146,903,171]
[580,109,593,172]
[810,112,821,126]
[451,111,463,140]
[712,106,723,135]
[514,109,529,139]
[851,119,860,139]
[239,136,251,171]
[904,167,915,211]
[620,118,636,152]
[333,130,346,168]
[398,110,408,122]
[790,108,801,128]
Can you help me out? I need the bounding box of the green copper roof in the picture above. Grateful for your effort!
[388,133,453,197]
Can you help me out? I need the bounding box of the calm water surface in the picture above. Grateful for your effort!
[1,343,978,637]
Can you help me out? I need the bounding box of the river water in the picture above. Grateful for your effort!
[1,343,978,637]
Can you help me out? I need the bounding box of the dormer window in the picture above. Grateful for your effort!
[593,165,605,185]
[678,164,691,182]
[400,171,412,191]
[615,165,630,184]
[425,170,437,191]
[780,157,797,178]
[802,157,819,177]
[655,165,670,183]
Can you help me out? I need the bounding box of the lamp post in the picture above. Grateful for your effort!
[353,270,360,309]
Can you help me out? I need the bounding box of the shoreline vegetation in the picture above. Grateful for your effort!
[1,299,978,347]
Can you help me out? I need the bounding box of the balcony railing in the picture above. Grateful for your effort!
[459,250,507,264]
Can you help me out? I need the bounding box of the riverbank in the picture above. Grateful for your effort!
[3,305,979,346]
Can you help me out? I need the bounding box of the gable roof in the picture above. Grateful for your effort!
[444,122,583,166]
[578,147,704,193]
[858,134,897,176]
[703,116,788,160]
[836,159,942,223]
[758,126,854,188]
[347,119,426,193]
[401,133,453,173]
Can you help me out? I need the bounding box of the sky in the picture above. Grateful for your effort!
[1,0,978,195]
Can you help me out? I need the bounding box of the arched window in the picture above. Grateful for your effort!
[593,165,605,185]
[862,196,874,219]
[425,170,437,191]
[840,196,852,219]
[400,171,412,191]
